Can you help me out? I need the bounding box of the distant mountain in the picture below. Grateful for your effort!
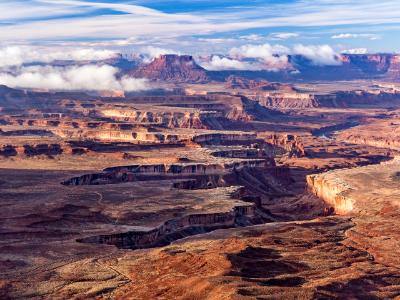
[287,54,400,81]
[130,54,209,83]
[122,53,400,83]
[344,54,400,80]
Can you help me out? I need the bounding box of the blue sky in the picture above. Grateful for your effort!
[1,0,400,54]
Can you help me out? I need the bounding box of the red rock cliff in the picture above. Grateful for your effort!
[132,55,209,83]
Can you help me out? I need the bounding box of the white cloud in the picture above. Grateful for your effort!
[269,32,299,40]
[139,46,178,63]
[225,43,341,69]
[119,77,150,92]
[0,46,118,67]
[240,34,263,41]
[0,65,149,92]
[199,55,262,71]
[341,48,368,54]
[198,38,236,43]
[331,33,380,40]
[292,44,341,65]
[229,44,290,69]
[230,44,290,58]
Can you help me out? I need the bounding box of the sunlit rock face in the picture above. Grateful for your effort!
[307,172,354,214]
[131,54,209,83]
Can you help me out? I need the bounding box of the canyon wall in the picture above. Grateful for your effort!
[54,129,181,143]
[307,172,354,214]
[62,160,269,186]
[245,91,319,109]
[338,119,400,150]
[0,143,65,157]
[78,201,254,249]
[340,134,400,150]
[100,109,206,129]
[263,134,306,158]
[244,90,400,109]
[192,132,258,145]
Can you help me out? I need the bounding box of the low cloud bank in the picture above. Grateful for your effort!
[0,44,345,89]
[200,43,341,71]
[139,46,179,63]
[229,44,290,70]
[0,46,118,68]
[200,56,264,71]
[0,65,149,92]
[292,44,340,65]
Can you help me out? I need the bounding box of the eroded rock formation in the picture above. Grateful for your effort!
[307,172,353,214]
[78,186,255,249]
[100,109,206,129]
[131,55,209,83]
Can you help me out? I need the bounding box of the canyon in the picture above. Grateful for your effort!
[1,54,400,300]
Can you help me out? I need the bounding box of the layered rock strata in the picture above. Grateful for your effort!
[307,158,400,268]
[307,172,353,214]
[78,186,255,249]
[131,55,209,83]
[62,160,270,186]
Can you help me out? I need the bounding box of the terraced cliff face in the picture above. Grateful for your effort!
[101,109,205,129]
[78,186,256,249]
[244,89,400,109]
[62,159,270,186]
[192,132,257,145]
[225,76,296,92]
[245,91,319,109]
[263,134,306,158]
[53,128,182,143]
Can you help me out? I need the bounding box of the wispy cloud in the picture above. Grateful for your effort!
[0,46,117,67]
[0,0,399,49]
[331,33,380,40]
[341,48,368,54]
[240,34,263,41]
[269,33,299,40]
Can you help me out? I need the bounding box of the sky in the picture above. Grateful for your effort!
[1,0,400,54]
